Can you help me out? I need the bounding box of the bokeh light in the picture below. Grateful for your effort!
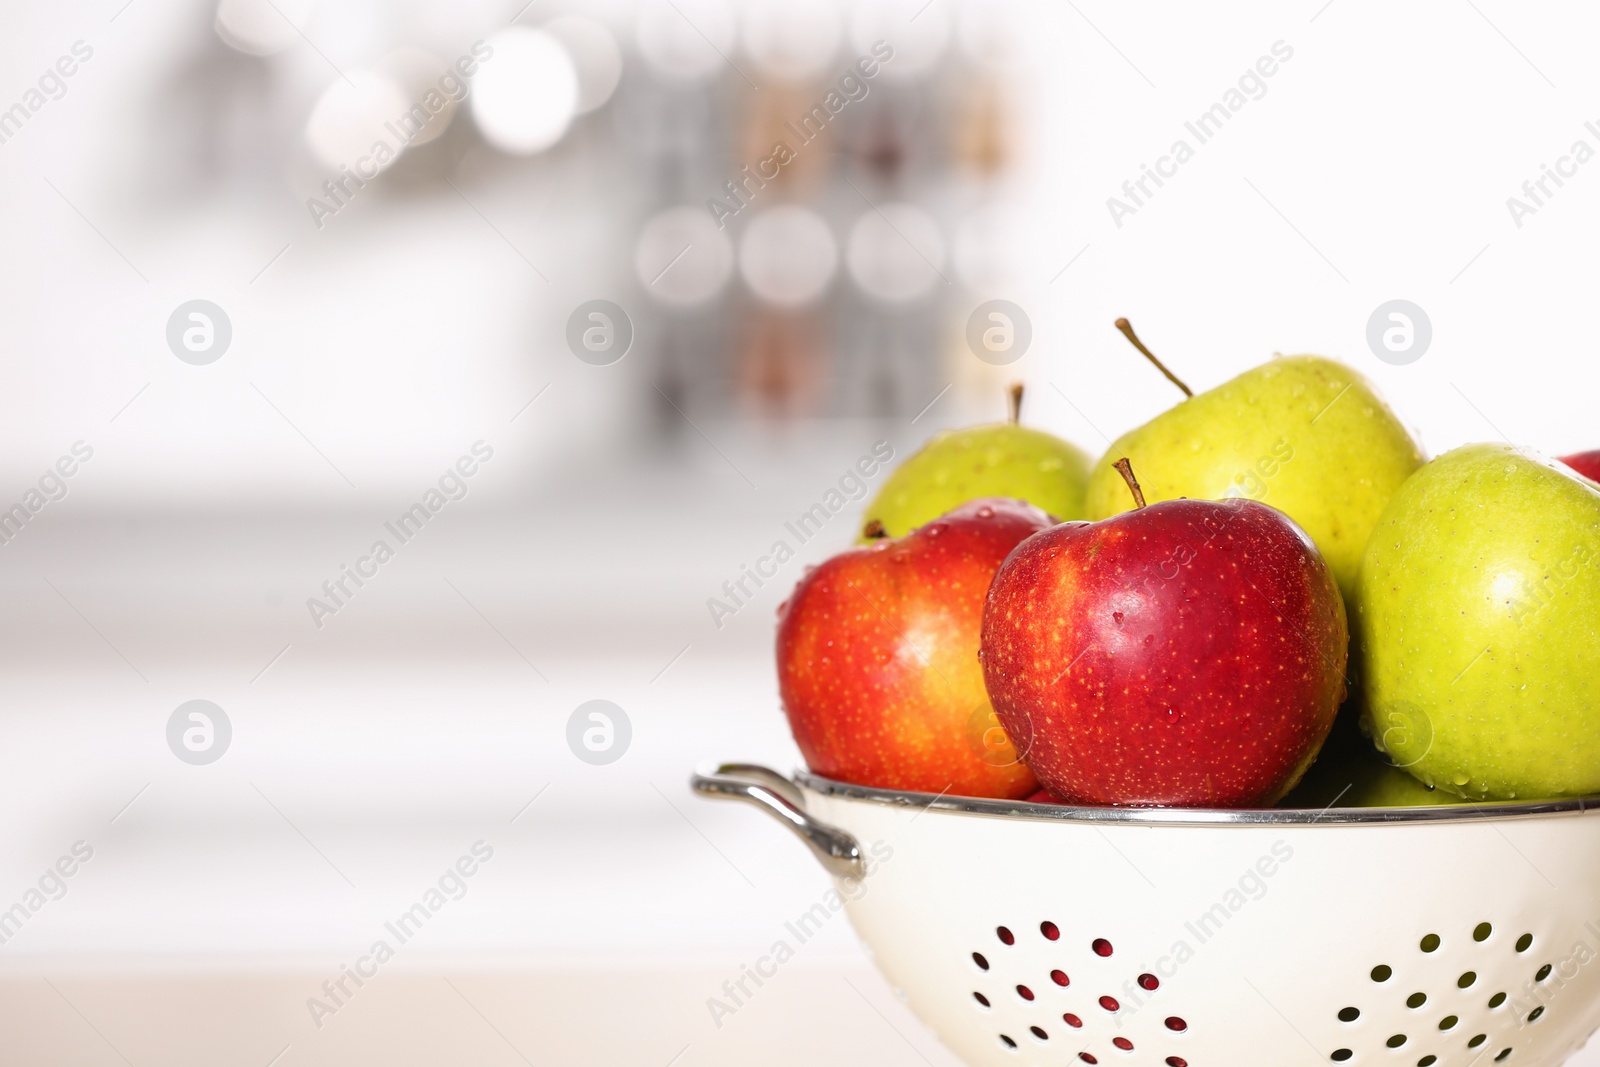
[739,206,838,308]
[953,203,1030,291]
[742,0,841,84]
[636,207,735,307]
[544,16,623,115]
[850,0,950,83]
[304,69,410,173]
[375,47,457,147]
[471,27,579,156]
[214,0,313,56]
[846,203,945,304]
[636,0,735,83]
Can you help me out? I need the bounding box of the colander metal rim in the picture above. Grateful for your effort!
[796,771,1600,827]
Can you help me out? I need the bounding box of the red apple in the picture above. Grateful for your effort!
[980,461,1348,807]
[1559,451,1600,483]
[777,498,1052,798]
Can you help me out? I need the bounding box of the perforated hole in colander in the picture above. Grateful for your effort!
[968,922,1193,1065]
[1325,921,1531,1064]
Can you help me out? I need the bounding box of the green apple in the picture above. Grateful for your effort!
[859,385,1090,540]
[1354,759,1470,807]
[1356,444,1600,799]
[1280,714,1467,808]
[1084,339,1424,603]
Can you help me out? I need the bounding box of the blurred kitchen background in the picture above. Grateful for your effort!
[1,0,1598,1063]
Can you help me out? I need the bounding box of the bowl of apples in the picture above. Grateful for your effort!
[693,325,1600,1067]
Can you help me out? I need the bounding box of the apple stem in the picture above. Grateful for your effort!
[1114,318,1194,398]
[862,519,887,539]
[1112,458,1147,509]
[1007,382,1023,424]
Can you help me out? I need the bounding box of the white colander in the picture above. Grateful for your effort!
[692,764,1600,1067]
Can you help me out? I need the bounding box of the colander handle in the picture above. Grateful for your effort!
[690,764,864,880]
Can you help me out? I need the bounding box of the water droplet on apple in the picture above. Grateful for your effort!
[1507,791,1517,799]
[926,523,946,537]
[1453,774,1470,786]
[976,505,995,519]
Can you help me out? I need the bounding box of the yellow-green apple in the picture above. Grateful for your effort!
[1277,709,1467,808]
[778,498,1051,798]
[860,385,1090,541]
[982,460,1348,807]
[1084,321,1424,605]
[1355,444,1600,799]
